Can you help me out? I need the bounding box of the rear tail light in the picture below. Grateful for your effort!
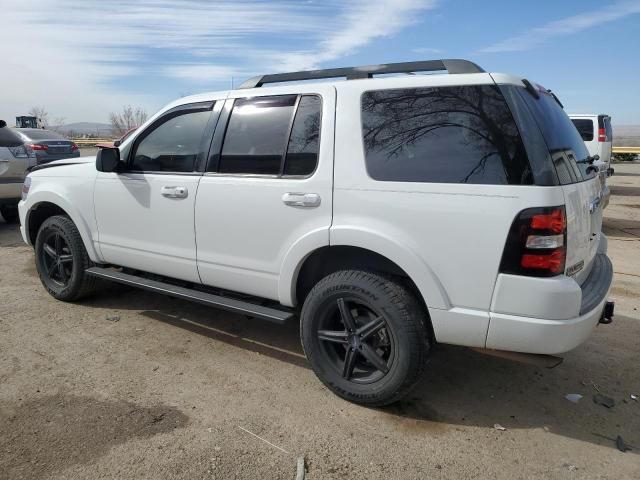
[71,143,78,152]
[500,206,567,277]
[598,128,607,142]
[30,144,48,151]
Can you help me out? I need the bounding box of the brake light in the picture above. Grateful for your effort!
[30,144,48,151]
[71,143,78,152]
[598,128,607,142]
[500,206,567,277]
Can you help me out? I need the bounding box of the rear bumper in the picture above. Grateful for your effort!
[486,254,613,355]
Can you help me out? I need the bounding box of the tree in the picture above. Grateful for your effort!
[109,105,148,137]
[28,106,50,128]
[50,117,66,132]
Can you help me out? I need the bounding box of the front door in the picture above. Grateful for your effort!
[94,101,220,283]
[195,86,335,303]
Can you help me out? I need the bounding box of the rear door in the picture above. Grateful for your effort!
[597,115,613,167]
[195,86,334,303]
[518,90,602,283]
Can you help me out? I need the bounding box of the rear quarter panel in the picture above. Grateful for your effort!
[332,77,566,314]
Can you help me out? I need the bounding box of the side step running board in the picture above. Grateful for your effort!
[85,267,294,324]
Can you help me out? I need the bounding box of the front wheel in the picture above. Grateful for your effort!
[34,215,97,301]
[300,270,430,406]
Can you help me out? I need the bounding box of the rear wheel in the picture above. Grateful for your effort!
[301,270,430,406]
[0,204,19,224]
[35,215,97,301]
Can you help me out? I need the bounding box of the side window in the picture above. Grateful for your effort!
[131,110,211,172]
[284,95,321,176]
[216,94,321,176]
[361,85,532,185]
[219,95,297,175]
[571,119,594,141]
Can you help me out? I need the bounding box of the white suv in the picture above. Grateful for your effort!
[18,60,614,406]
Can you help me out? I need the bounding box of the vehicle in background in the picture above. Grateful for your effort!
[15,116,40,129]
[14,129,80,164]
[569,114,613,174]
[0,120,37,223]
[96,127,138,149]
[569,114,613,208]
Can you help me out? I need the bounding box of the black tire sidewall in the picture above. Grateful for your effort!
[301,271,428,405]
[35,216,89,300]
[0,205,19,224]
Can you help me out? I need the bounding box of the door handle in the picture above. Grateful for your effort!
[161,186,188,199]
[282,192,321,208]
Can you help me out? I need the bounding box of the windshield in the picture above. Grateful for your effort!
[517,89,593,183]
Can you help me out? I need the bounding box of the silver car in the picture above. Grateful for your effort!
[0,121,36,223]
[15,128,81,164]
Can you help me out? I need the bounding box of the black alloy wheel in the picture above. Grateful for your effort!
[317,297,395,383]
[301,270,430,406]
[40,230,74,287]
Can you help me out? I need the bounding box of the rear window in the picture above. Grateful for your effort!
[361,85,532,185]
[18,129,67,141]
[571,119,594,142]
[516,90,592,184]
[0,126,24,147]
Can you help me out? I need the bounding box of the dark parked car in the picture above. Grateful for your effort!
[15,128,80,164]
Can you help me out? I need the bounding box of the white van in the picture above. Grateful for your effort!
[569,114,613,175]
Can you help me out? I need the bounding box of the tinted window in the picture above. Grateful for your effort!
[18,129,67,140]
[284,95,321,176]
[0,126,23,148]
[517,90,591,183]
[132,110,210,172]
[219,95,297,175]
[361,85,532,184]
[571,119,594,141]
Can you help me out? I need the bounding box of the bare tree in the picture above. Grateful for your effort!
[28,106,50,128]
[109,105,148,137]
[50,117,66,133]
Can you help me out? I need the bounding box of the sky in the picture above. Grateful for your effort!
[1,0,639,125]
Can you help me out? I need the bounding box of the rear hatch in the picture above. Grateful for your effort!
[513,87,603,285]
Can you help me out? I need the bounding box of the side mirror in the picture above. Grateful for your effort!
[96,147,121,172]
[592,154,600,162]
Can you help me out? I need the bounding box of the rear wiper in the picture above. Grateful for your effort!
[575,154,600,165]
[547,89,564,109]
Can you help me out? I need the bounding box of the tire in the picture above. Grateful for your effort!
[300,270,430,406]
[34,215,97,301]
[0,204,19,224]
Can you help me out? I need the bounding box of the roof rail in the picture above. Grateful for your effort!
[237,59,485,89]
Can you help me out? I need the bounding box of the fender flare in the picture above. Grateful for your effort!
[279,225,450,310]
[24,191,102,263]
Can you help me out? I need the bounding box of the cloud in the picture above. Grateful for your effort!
[0,0,435,122]
[480,0,640,53]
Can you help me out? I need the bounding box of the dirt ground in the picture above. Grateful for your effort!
[1,164,639,480]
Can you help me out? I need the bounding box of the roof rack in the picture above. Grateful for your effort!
[238,59,485,89]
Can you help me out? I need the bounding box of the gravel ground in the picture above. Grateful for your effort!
[0,164,639,479]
